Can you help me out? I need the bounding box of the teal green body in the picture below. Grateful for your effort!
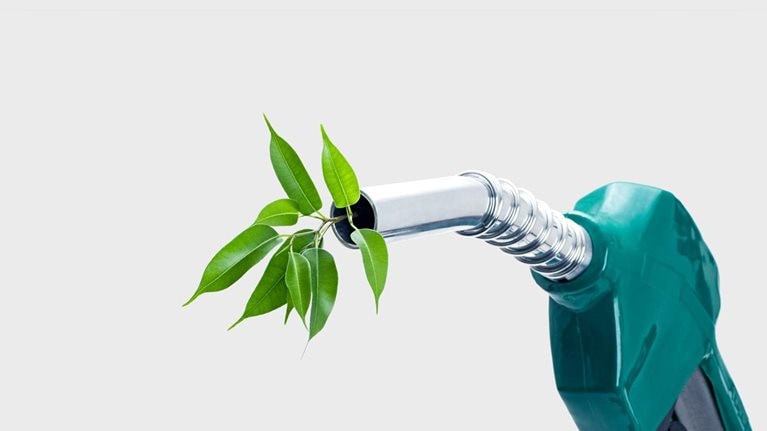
[531,183,751,430]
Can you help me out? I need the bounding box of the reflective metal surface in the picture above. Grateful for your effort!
[330,171,592,281]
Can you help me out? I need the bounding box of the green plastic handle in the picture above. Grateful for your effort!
[531,182,751,430]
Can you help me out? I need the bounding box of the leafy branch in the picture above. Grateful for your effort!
[184,115,389,343]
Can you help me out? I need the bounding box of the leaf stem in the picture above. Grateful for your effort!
[346,207,358,230]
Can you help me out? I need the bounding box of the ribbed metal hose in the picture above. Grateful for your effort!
[456,171,592,281]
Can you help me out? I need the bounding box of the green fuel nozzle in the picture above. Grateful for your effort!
[331,171,751,431]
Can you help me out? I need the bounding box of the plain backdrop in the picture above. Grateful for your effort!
[1,1,765,429]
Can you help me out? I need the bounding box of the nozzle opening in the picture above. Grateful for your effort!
[330,191,376,248]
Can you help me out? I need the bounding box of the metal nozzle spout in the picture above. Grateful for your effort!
[331,171,592,282]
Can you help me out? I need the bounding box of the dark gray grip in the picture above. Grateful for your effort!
[657,368,725,431]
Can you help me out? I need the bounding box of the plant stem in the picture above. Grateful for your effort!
[329,214,348,223]
[292,230,316,238]
[283,211,350,251]
[346,207,358,230]
[317,221,333,239]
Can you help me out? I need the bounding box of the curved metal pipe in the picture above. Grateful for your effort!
[330,171,592,281]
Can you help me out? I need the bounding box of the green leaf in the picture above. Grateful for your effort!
[275,229,318,324]
[320,125,360,208]
[302,248,338,340]
[350,228,388,313]
[229,249,291,329]
[254,198,300,227]
[229,229,318,329]
[285,252,312,326]
[185,224,280,306]
[284,292,294,325]
[265,115,323,215]
[279,229,318,325]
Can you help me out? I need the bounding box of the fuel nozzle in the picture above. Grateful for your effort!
[330,170,751,431]
[330,170,592,281]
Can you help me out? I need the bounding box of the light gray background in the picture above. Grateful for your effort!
[1,1,765,429]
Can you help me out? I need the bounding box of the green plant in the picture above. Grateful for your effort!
[184,115,389,342]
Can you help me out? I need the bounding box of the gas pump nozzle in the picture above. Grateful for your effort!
[331,171,751,431]
[331,171,591,281]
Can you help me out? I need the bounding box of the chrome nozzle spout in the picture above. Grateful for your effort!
[330,171,592,282]
[330,174,490,246]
